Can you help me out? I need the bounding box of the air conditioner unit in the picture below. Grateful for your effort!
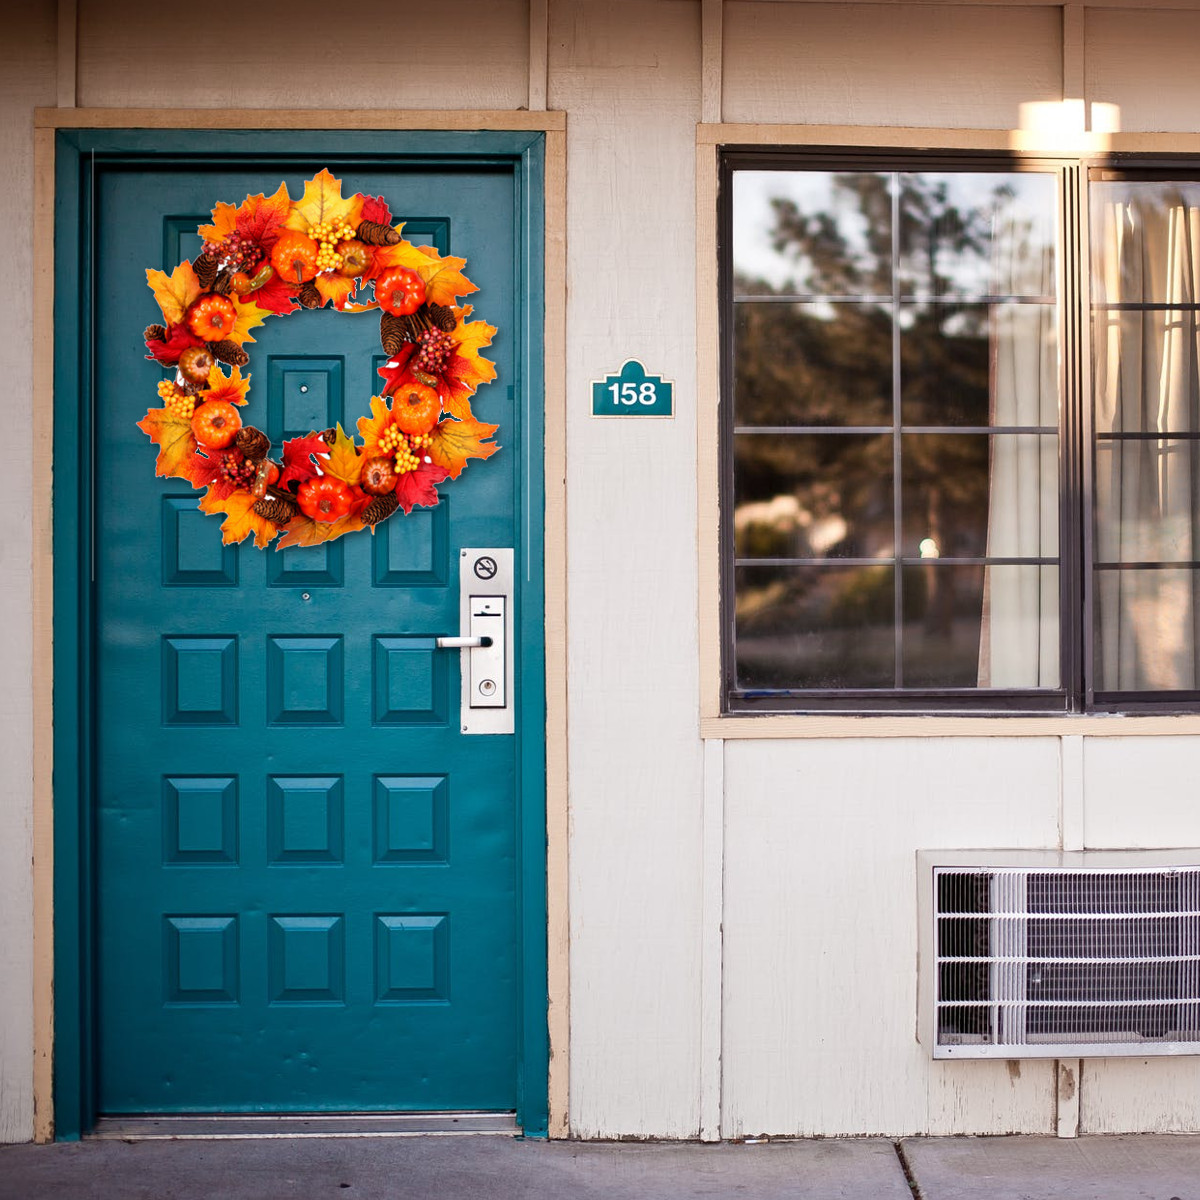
[918,850,1200,1058]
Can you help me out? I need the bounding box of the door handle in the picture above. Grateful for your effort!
[435,635,493,649]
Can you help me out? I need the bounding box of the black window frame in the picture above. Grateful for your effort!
[718,145,1200,717]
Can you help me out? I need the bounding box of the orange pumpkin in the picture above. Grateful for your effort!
[191,400,242,450]
[392,382,441,435]
[186,293,238,341]
[270,230,319,284]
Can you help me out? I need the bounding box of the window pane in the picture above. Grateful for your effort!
[901,564,985,686]
[900,434,1058,559]
[900,302,1059,427]
[1090,181,1200,306]
[1095,569,1200,692]
[734,434,893,559]
[1096,439,1200,564]
[1092,308,1200,436]
[732,171,893,297]
[734,302,892,426]
[898,172,1057,298]
[734,564,894,689]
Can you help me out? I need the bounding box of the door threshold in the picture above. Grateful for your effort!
[89,1112,519,1139]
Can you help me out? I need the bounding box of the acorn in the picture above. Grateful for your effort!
[360,455,400,496]
[362,491,400,525]
[178,344,216,386]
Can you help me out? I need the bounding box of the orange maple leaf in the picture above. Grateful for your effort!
[370,239,435,281]
[322,426,362,486]
[146,262,202,326]
[226,300,269,346]
[235,183,291,247]
[137,407,201,480]
[196,202,238,246]
[414,247,479,307]
[276,510,366,550]
[199,488,279,549]
[428,415,499,480]
[356,394,393,453]
[201,362,251,406]
[286,169,364,233]
[440,310,498,419]
[314,272,359,311]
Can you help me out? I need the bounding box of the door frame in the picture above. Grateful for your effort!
[33,111,568,1142]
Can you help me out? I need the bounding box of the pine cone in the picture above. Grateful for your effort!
[212,270,234,296]
[362,491,400,525]
[380,311,410,355]
[298,282,322,309]
[208,340,249,367]
[427,303,457,332]
[320,428,338,446]
[193,253,220,289]
[253,496,299,525]
[357,220,401,247]
[144,323,167,344]
[235,426,271,461]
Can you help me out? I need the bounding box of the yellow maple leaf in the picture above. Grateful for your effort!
[226,301,269,346]
[314,272,359,311]
[199,488,278,549]
[201,362,251,406]
[428,415,499,480]
[414,247,479,307]
[372,241,439,274]
[322,426,362,486]
[196,201,238,246]
[285,169,364,234]
[137,407,199,479]
[276,511,365,550]
[356,394,393,454]
[146,262,202,326]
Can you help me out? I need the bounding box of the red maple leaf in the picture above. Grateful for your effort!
[278,433,330,491]
[394,460,448,514]
[359,194,393,226]
[377,346,418,393]
[243,271,299,316]
[145,323,204,365]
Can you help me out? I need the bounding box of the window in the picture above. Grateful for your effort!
[720,150,1200,713]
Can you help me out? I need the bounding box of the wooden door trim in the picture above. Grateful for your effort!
[34,116,567,1142]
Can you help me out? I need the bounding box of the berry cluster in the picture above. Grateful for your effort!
[203,230,263,274]
[378,424,422,474]
[158,379,195,419]
[310,220,357,273]
[219,450,259,489]
[413,330,454,376]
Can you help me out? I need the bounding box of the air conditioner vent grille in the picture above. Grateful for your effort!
[932,865,1200,1057]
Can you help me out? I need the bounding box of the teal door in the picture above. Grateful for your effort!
[58,137,546,1129]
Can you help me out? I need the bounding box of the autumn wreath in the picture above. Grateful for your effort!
[138,170,499,549]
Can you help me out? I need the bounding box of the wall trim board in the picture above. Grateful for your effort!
[696,121,1200,742]
[33,113,568,1142]
[35,108,566,131]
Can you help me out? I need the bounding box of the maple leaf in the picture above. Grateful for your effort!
[440,312,498,418]
[394,460,449,514]
[244,272,300,316]
[137,407,201,480]
[200,488,278,549]
[196,202,238,246]
[428,415,499,480]
[147,262,202,326]
[322,426,362,486]
[226,300,269,346]
[314,272,359,311]
[185,449,227,495]
[368,239,436,285]
[145,323,204,366]
[356,393,394,452]
[359,194,393,226]
[286,170,364,234]
[201,362,251,406]
[276,510,365,550]
[376,347,418,397]
[278,433,330,491]
[414,247,478,307]
[235,183,291,248]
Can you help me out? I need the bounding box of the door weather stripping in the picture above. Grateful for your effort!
[88,1112,519,1139]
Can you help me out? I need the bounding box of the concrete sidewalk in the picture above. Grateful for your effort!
[1,1132,1197,1200]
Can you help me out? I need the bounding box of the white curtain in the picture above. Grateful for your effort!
[978,195,1060,688]
[1093,187,1200,691]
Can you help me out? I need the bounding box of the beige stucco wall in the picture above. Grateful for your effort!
[8,0,1200,1144]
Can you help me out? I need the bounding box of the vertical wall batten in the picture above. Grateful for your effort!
[528,0,548,112]
[56,0,77,109]
[700,738,725,1141]
[702,0,723,125]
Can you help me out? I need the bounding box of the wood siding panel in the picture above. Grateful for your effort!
[550,0,707,1139]
[722,2,1061,127]
[1082,738,1200,849]
[721,738,1061,1137]
[75,0,529,110]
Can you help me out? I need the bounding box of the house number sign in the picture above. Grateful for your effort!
[591,359,673,418]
